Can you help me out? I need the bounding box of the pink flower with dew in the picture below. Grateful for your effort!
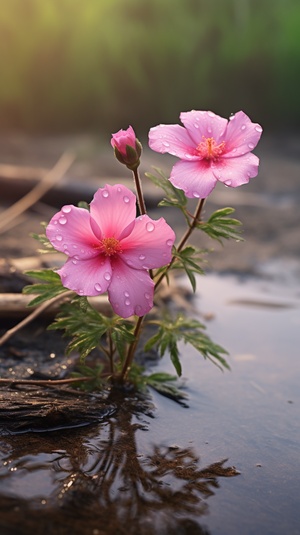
[46,184,175,318]
[111,125,137,157]
[148,110,263,199]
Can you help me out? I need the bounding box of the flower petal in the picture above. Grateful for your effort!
[46,205,99,259]
[108,258,154,318]
[148,124,198,160]
[90,184,136,239]
[223,111,263,157]
[180,110,228,145]
[120,215,175,270]
[169,160,217,199]
[212,153,260,187]
[57,255,112,296]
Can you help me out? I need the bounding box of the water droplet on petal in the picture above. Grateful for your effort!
[53,220,58,225]
[192,191,200,198]
[78,289,84,295]
[117,187,122,192]
[146,222,155,232]
[139,254,146,260]
[241,124,246,131]
[144,292,151,300]
[123,196,130,203]
[125,298,131,306]
[207,127,212,134]
[134,305,142,315]
[166,239,173,247]
[56,235,63,241]
[73,255,79,260]
[62,205,72,214]
[162,141,170,147]
[208,111,215,118]
[184,153,193,159]
[225,180,232,186]
[255,125,263,133]
[80,249,85,253]
[59,216,67,225]
[72,259,77,265]
[73,245,78,249]
[95,283,102,292]
[102,190,109,198]
[124,291,130,297]
[104,272,111,281]
[248,142,254,149]
[64,249,70,255]
[194,123,199,129]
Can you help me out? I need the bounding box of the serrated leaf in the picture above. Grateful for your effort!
[146,372,177,382]
[23,269,70,306]
[199,207,243,243]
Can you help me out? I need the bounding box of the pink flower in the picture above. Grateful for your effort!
[148,110,263,199]
[111,126,142,169]
[46,184,175,318]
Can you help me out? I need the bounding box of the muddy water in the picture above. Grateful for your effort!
[0,273,299,535]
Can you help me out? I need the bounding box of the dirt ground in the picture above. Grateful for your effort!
[0,132,299,278]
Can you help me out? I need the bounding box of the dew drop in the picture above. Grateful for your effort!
[73,245,78,249]
[194,123,199,129]
[135,305,142,315]
[117,187,122,192]
[241,124,246,131]
[144,292,151,300]
[104,272,111,281]
[78,289,84,295]
[139,254,146,260]
[166,239,173,246]
[146,222,155,232]
[53,220,58,225]
[255,125,263,133]
[62,205,72,214]
[184,153,193,159]
[59,216,67,225]
[192,191,200,198]
[207,127,212,134]
[102,190,109,198]
[225,180,232,186]
[124,291,130,297]
[207,111,215,118]
[123,196,130,203]
[125,298,131,306]
[80,249,85,254]
[170,151,177,156]
[72,259,77,265]
[95,283,102,292]
[64,249,70,255]
[248,142,254,149]
[162,141,170,147]
[56,235,63,241]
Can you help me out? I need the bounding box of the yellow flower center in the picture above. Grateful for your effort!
[99,237,122,256]
[196,137,226,160]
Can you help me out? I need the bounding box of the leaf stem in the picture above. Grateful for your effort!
[154,198,205,290]
[119,316,144,381]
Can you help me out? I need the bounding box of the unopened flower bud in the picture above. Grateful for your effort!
[111,126,142,170]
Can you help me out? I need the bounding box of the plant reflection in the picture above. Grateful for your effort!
[0,394,239,535]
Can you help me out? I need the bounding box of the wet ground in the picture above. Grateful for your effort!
[0,133,300,534]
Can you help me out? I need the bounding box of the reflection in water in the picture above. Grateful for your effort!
[0,394,239,535]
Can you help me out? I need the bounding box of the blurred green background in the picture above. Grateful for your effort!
[0,0,299,135]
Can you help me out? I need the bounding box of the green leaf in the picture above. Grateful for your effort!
[199,207,243,243]
[48,296,110,360]
[146,313,229,375]
[77,201,90,210]
[23,269,70,306]
[111,322,136,361]
[30,223,56,254]
[146,168,187,208]
[145,374,188,406]
[170,246,206,292]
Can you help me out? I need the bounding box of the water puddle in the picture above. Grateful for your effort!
[0,273,299,534]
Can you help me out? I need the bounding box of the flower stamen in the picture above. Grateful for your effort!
[196,137,226,160]
[99,237,122,256]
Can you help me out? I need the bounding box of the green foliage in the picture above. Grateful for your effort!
[146,168,188,221]
[0,0,298,131]
[71,364,105,391]
[31,223,57,254]
[145,314,229,376]
[171,246,205,292]
[23,269,70,306]
[198,207,242,243]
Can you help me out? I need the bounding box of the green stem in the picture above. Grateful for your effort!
[119,316,144,381]
[154,198,205,290]
[132,167,147,215]
[107,330,115,376]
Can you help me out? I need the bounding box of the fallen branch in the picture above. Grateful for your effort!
[0,151,75,233]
